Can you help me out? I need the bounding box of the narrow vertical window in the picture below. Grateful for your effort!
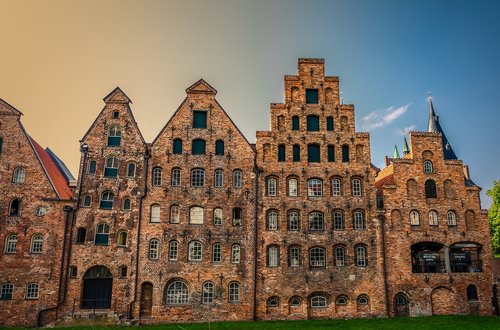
[447,210,457,226]
[308,144,320,163]
[232,208,242,226]
[423,160,433,174]
[117,231,128,247]
[331,178,341,196]
[327,145,335,162]
[202,282,215,304]
[152,167,163,186]
[288,178,298,197]
[410,210,420,226]
[149,239,159,260]
[188,241,203,261]
[30,234,43,253]
[215,140,224,156]
[150,205,161,223]
[213,208,223,226]
[168,240,178,260]
[233,170,242,188]
[4,235,18,253]
[75,228,86,244]
[288,246,301,267]
[288,211,299,231]
[334,246,345,266]
[333,211,344,230]
[355,245,367,267]
[173,139,183,154]
[88,160,97,175]
[9,199,21,216]
[352,178,362,196]
[191,168,205,187]
[231,244,241,263]
[212,243,222,262]
[13,167,26,183]
[353,211,365,230]
[293,145,300,162]
[267,211,278,231]
[428,210,438,226]
[267,177,277,196]
[267,246,279,267]
[342,145,349,162]
[83,195,92,207]
[126,162,136,177]
[228,282,240,303]
[214,169,223,188]
[292,116,300,130]
[278,144,286,162]
[170,205,180,223]
[326,117,334,131]
[171,168,181,186]
[425,180,437,198]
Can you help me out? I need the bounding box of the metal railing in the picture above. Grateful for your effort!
[412,260,447,273]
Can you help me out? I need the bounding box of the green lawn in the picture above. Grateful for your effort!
[40,315,500,330]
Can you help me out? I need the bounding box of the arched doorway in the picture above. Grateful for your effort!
[394,293,409,317]
[82,266,113,309]
[140,282,153,317]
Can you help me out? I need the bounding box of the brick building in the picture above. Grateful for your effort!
[0,58,495,326]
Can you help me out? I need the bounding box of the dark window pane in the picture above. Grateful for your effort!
[192,140,206,155]
[215,140,224,156]
[342,145,349,162]
[307,116,319,131]
[100,200,113,210]
[292,116,300,130]
[0,138,3,155]
[173,139,183,154]
[306,89,319,104]
[88,161,97,174]
[293,145,300,162]
[278,145,285,162]
[425,180,437,198]
[327,117,334,131]
[193,111,207,128]
[308,144,320,163]
[76,228,86,244]
[104,168,118,178]
[113,111,119,119]
[107,136,121,147]
[95,234,109,245]
[328,145,335,162]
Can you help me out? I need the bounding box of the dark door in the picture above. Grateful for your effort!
[394,294,409,317]
[140,282,153,317]
[82,266,113,309]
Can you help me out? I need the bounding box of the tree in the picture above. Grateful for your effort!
[487,179,500,256]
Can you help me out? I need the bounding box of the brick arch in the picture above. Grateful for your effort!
[406,179,418,197]
[431,286,459,315]
[465,210,476,231]
[391,209,402,230]
[422,150,434,159]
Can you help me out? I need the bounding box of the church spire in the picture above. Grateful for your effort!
[393,145,400,159]
[426,94,458,160]
[403,137,410,155]
[428,94,438,132]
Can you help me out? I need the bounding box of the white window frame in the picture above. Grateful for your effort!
[332,178,341,196]
[30,234,43,253]
[410,210,420,226]
[191,168,205,187]
[212,243,222,263]
[150,205,161,223]
[148,239,159,260]
[189,206,204,224]
[423,160,433,174]
[233,170,242,188]
[152,167,163,186]
[288,178,298,197]
[214,169,223,188]
[25,283,39,300]
[171,168,181,187]
[288,211,299,231]
[353,211,365,230]
[213,208,223,226]
[352,178,362,196]
[267,211,278,231]
[447,210,457,226]
[170,205,180,223]
[231,244,241,264]
[429,210,438,226]
[309,247,326,267]
[188,241,202,261]
[168,240,178,261]
[307,179,323,197]
[267,178,277,196]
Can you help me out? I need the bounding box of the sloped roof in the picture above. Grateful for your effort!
[185,79,217,95]
[428,97,458,160]
[0,98,23,116]
[46,148,77,186]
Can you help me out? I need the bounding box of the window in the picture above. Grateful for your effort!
[99,191,114,209]
[268,297,279,307]
[333,210,344,230]
[447,210,457,226]
[233,170,242,188]
[292,116,300,130]
[36,206,47,216]
[117,231,128,247]
[357,295,369,306]
[288,211,299,231]
[4,235,17,253]
[267,211,278,231]
[212,243,222,263]
[189,206,204,224]
[293,145,300,162]
[231,244,241,263]
[104,157,119,178]
[425,179,437,198]
[191,168,205,187]
[288,178,298,196]
[113,111,119,119]
[307,115,320,131]
[126,162,136,177]
[0,137,3,155]
[69,266,78,278]
[82,195,92,207]
[170,168,181,187]
[202,282,215,304]
[25,283,39,299]
[327,145,335,162]
[332,178,341,196]
[336,295,348,305]
[467,285,478,301]
[290,298,301,306]
[215,140,224,156]
[309,212,324,231]
[88,160,97,175]
[277,144,286,162]
[151,204,161,223]
[277,115,285,130]
[0,283,13,300]
[309,247,326,267]
[188,241,202,261]
[288,246,301,267]
[192,139,206,155]
[173,139,183,154]
[232,208,242,226]
[428,210,438,226]
[307,179,323,197]
[228,282,240,303]
[95,223,110,245]
[306,89,319,104]
[342,145,349,162]
[9,199,21,216]
[311,295,327,308]
[12,167,26,183]
[107,125,121,146]
[119,266,127,278]
[308,144,320,162]
[268,246,279,267]
[168,240,178,261]
[76,228,86,244]
[424,160,433,174]
[213,208,223,226]
[122,198,131,210]
[165,281,189,304]
[410,210,420,226]
[334,246,345,266]
[193,110,207,128]
[30,234,43,253]
[149,239,159,259]
[170,205,180,223]
[267,177,277,196]
[326,116,334,131]
[355,245,367,267]
[214,170,223,188]
[353,211,365,230]
[352,178,362,196]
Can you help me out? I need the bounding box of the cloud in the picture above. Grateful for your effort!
[362,103,411,130]
[396,125,417,135]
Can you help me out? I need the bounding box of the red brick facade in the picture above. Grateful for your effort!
[0,58,496,326]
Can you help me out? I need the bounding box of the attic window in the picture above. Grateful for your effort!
[113,111,119,119]
[193,111,207,129]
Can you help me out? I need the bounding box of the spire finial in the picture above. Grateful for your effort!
[403,137,410,155]
[427,92,438,132]
[393,145,400,159]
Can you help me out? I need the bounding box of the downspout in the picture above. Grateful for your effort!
[252,162,260,321]
[128,146,150,321]
[379,215,390,318]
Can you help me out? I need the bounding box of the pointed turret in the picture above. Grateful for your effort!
[393,145,400,159]
[427,96,458,160]
[403,137,410,155]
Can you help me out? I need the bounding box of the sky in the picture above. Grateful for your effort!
[0,0,499,207]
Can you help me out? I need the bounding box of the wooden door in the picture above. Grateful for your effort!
[140,282,153,317]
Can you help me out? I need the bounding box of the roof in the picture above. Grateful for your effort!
[428,97,458,160]
[375,164,395,190]
[29,137,74,199]
[0,98,23,116]
[46,148,77,187]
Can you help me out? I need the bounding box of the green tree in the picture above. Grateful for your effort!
[487,179,500,256]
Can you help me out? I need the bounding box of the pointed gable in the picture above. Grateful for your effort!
[0,98,23,117]
[103,87,132,104]
[185,79,217,95]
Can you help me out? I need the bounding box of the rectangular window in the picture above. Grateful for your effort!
[151,205,161,223]
[308,144,320,163]
[69,266,78,278]
[189,207,204,224]
[278,145,285,162]
[293,145,300,162]
[327,145,335,162]
[306,89,319,104]
[292,116,300,130]
[332,179,341,196]
[326,117,334,131]
[307,116,320,131]
[0,138,3,155]
[193,111,207,128]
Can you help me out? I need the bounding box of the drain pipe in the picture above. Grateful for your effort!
[252,163,261,321]
[380,215,390,318]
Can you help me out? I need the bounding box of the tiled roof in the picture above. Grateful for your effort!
[29,137,74,199]
[375,165,395,190]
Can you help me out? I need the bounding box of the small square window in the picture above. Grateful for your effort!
[119,266,128,278]
[306,89,319,104]
[113,111,119,119]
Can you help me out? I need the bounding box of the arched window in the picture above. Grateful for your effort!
[278,144,286,162]
[268,297,280,307]
[35,206,47,217]
[215,140,224,156]
[173,138,183,154]
[290,297,301,307]
[334,246,345,266]
[292,115,300,130]
[192,139,206,155]
[170,205,180,223]
[117,231,127,246]
[428,210,438,226]
[331,178,342,196]
[9,199,21,216]
[212,243,222,263]
[352,178,362,196]
[82,195,92,207]
[307,144,320,163]
[233,169,242,188]
[4,235,18,253]
[423,160,433,174]
[191,168,205,187]
[104,157,119,177]
[76,228,86,244]
[267,211,278,230]
[231,244,241,263]
[267,246,279,267]
[168,240,178,261]
[353,210,365,230]
[148,239,159,259]
[165,281,189,304]
[99,191,114,209]
[87,160,97,175]
[447,210,457,226]
[342,144,349,162]
[410,210,420,226]
[228,282,240,303]
[189,206,204,224]
[267,177,277,196]
[152,167,163,186]
[425,179,437,198]
[12,167,26,183]
[355,245,367,267]
[25,283,39,299]
[202,282,215,304]
[30,234,43,253]
[288,211,299,231]
[307,178,323,197]
[307,115,320,131]
[310,295,327,308]
[171,168,181,186]
[214,169,223,188]
[232,207,242,226]
[107,125,121,146]
[357,294,369,306]
[309,247,326,267]
[288,178,298,196]
[126,162,136,177]
[333,210,344,230]
[394,293,409,317]
[293,144,301,162]
[188,241,202,261]
[336,295,348,306]
[467,285,478,301]
[0,283,14,300]
[288,246,301,267]
[121,198,131,210]
[150,205,161,223]
[95,223,110,245]
[213,208,223,226]
[309,212,324,231]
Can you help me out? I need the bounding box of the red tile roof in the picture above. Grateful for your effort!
[375,165,395,191]
[29,137,74,199]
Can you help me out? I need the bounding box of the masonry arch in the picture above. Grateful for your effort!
[82,266,113,309]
